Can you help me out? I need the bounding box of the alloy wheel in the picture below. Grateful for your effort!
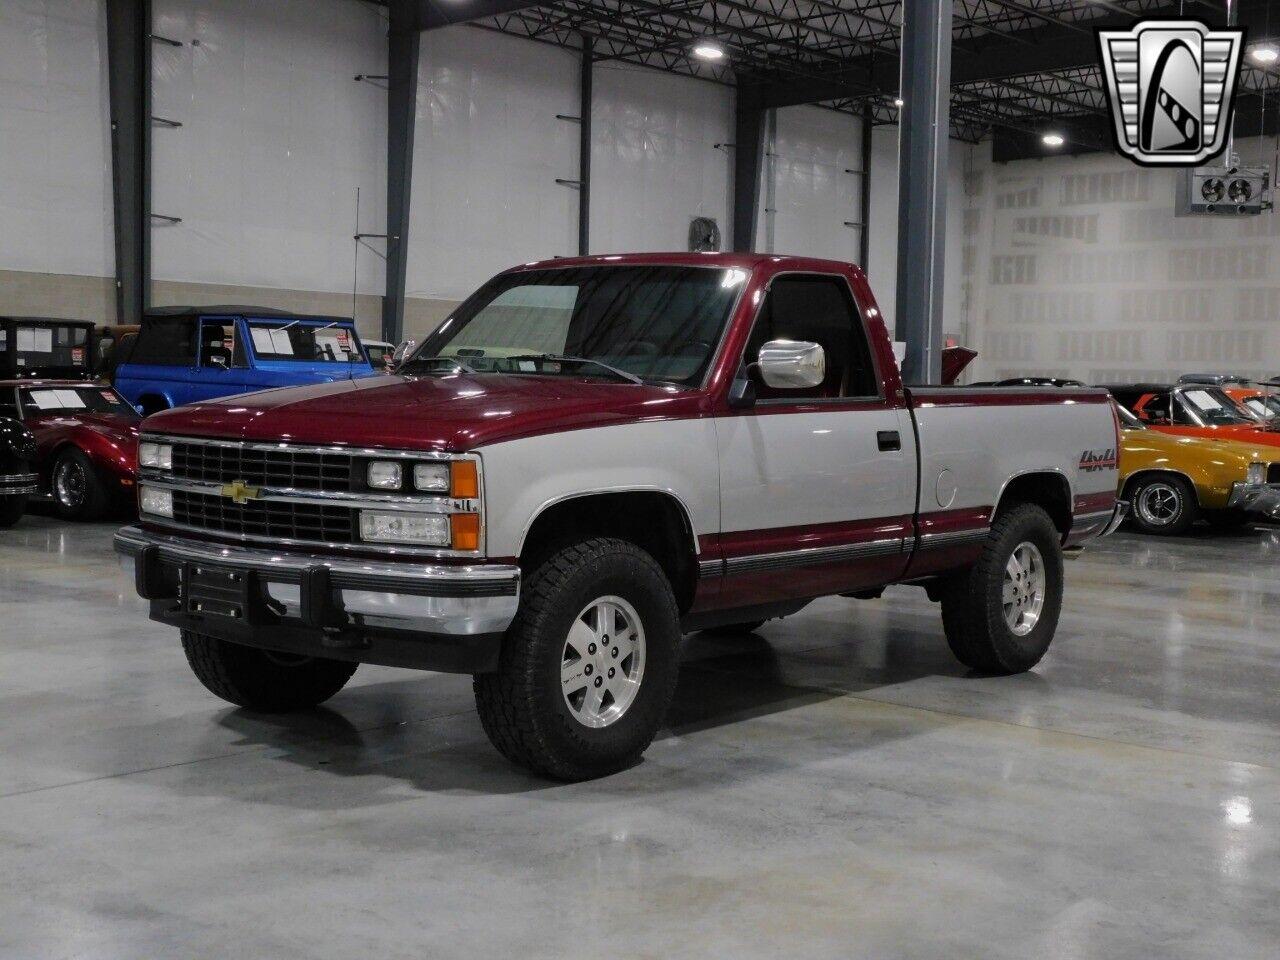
[560,595,646,729]
[1002,541,1046,637]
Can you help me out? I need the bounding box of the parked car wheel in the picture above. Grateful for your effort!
[180,630,358,711]
[1128,474,1197,535]
[701,620,767,636]
[940,503,1064,675]
[474,537,681,781]
[0,495,27,529]
[52,447,108,521]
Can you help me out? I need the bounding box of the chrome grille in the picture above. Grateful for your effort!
[172,490,357,543]
[170,442,353,492]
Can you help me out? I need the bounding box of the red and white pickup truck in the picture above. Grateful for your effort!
[116,253,1124,780]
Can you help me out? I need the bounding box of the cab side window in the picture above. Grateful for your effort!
[199,320,234,369]
[743,275,878,400]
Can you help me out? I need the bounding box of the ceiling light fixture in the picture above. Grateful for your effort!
[893,98,904,108]
[692,41,725,61]
[1042,133,1065,147]
[1250,45,1279,64]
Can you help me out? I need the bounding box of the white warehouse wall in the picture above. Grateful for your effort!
[962,136,1280,384]
[150,0,387,301]
[588,62,732,255]
[763,105,863,264]
[0,0,113,317]
[404,27,580,307]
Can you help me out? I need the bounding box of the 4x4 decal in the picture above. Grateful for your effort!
[1080,448,1119,473]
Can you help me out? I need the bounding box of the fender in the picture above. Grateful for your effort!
[516,485,702,559]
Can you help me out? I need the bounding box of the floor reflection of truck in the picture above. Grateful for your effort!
[113,306,377,413]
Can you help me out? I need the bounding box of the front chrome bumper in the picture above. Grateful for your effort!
[1227,482,1280,519]
[114,526,520,671]
[0,472,38,496]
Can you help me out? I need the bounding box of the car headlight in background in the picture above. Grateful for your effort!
[1247,462,1266,485]
[139,442,173,470]
[140,486,174,517]
[367,461,403,490]
[359,511,450,546]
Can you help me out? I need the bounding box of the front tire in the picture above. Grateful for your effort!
[52,448,108,520]
[474,538,681,781]
[940,503,1064,675]
[180,631,357,711]
[1128,474,1197,535]
[0,495,27,528]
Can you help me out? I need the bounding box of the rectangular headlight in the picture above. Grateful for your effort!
[359,511,449,545]
[1247,462,1266,485]
[139,442,172,470]
[367,461,403,490]
[413,463,450,492]
[140,486,174,518]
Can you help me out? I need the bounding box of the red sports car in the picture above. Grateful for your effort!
[0,380,140,519]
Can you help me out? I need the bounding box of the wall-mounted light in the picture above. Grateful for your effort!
[1250,45,1279,64]
[692,41,725,61]
[1042,133,1066,147]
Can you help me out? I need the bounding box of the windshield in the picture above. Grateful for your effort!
[246,320,366,364]
[405,264,749,386]
[20,385,135,416]
[1241,394,1280,419]
[1174,387,1255,426]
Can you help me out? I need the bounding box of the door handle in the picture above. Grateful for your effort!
[877,430,901,452]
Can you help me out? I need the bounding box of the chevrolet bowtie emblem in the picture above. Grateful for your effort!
[221,479,261,505]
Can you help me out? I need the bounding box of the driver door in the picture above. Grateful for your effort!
[712,273,917,606]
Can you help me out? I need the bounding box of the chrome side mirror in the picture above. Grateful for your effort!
[391,339,416,369]
[757,340,826,390]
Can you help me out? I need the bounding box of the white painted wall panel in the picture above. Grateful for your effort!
[0,0,111,278]
[404,27,579,302]
[150,0,387,296]
[767,106,862,263]
[589,63,732,254]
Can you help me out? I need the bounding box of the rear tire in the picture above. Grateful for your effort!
[52,448,108,521]
[1127,474,1197,535]
[180,631,357,711]
[474,538,681,781]
[0,495,27,528]
[940,503,1064,675]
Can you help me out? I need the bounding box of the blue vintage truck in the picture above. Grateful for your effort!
[113,306,377,413]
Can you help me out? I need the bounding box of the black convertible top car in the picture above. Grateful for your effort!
[0,415,38,527]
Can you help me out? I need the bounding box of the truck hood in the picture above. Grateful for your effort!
[142,374,706,451]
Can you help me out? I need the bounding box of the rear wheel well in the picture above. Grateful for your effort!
[137,394,169,415]
[520,492,698,613]
[995,472,1072,539]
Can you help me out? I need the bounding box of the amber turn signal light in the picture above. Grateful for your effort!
[450,460,479,499]
[450,513,481,551]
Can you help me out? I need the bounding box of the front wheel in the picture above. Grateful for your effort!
[1128,474,1197,535]
[52,448,108,520]
[940,503,1064,675]
[180,631,357,711]
[0,495,27,528]
[474,538,681,781]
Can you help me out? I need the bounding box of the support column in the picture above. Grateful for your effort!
[731,90,766,252]
[383,0,420,344]
[577,35,593,256]
[105,0,152,323]
[893,0,951,384]
[859,106,873,270]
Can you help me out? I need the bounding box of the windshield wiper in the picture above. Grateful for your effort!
[510,354,643,385]
[407,356,477,375]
